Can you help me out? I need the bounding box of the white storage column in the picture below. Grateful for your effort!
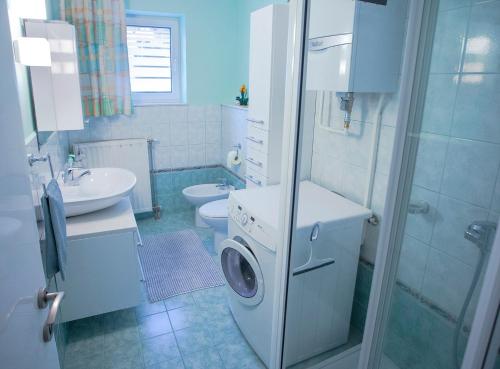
[246,4,289,188]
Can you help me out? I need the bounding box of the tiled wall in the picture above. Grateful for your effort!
[221,105,248,178]
[26,132,70,203]
[397,0,500,322]
[67,105,223,171]
[155,166,245,215]
[309,91,401,262]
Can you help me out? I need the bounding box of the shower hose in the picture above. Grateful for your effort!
[452,249,486,369]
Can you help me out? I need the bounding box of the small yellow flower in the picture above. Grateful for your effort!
[240,84,247,94]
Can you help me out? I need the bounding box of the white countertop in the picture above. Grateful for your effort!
[65,197,137,240]
[39,197,138,241]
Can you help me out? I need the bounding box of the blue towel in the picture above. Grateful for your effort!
[41,179,67,280]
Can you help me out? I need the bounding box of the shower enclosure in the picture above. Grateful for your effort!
[276,0,500,369]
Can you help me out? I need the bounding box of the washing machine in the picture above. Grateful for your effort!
[217,185,280,368]
[218,181,372,368]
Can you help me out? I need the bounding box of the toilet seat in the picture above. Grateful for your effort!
[199,199,228,219]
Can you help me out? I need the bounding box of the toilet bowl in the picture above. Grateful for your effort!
[199,199,228,248]
[182,184,234,227]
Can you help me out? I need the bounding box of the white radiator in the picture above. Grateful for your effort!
[73,139,152,214]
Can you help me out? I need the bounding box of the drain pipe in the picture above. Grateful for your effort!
[364,94,388,215]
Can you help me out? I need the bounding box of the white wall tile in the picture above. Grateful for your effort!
[375,125,396,176]
[206,104,222,122]
[397,235,430,292]
[68,104,225,171]
[170,145,189,168]
[151,122,171,147]
[221,105,247,176]
[341,164,367,205]
[153,146,171,170]
[206,122,222,145]
[167,105,188,123]
[170,122,189,146]
[421,247,474,317]
[441,138,500,208]
[188,144,205,167]
[188,105,205,123]
[188,122,205,145]
[206,144,222,166]
[413,133,449,192]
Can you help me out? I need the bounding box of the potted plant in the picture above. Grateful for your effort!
[236,84,249,106]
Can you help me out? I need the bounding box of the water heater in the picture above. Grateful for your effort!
[306,0,408,93]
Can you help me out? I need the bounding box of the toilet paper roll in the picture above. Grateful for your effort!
[227,150,242,168]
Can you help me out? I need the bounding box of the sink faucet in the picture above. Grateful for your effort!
[216,178,229,189]
[63,168,91,186]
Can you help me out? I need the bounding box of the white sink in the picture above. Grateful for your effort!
[59,168,136,217]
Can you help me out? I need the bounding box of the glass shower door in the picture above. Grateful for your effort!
[371,0,500,368]
[280,0,412,368]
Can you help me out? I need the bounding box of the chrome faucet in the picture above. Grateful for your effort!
[464,221,497,253]
[63,168,91,186]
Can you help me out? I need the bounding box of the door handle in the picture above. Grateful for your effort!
[37,288,65,342]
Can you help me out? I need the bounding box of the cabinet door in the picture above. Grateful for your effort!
[58,232,142,322]
[25,21,84,132]
[248,6,273,130]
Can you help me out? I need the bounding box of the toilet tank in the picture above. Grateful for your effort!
[284,181,371,366]
[306,0,408,93]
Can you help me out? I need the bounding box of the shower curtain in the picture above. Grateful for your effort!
[60,0,132,117]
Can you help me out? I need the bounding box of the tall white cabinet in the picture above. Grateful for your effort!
[246,4,289,188]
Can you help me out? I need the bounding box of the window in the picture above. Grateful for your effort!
[126,13,183,105]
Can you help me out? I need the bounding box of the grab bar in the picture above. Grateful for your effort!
[246,136,264,145]
[245,175,262,186]
[246,157,263,168]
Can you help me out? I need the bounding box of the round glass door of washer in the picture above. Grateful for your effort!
[220,237,264,306]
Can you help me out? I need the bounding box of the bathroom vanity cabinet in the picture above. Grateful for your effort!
[54,198,143,323]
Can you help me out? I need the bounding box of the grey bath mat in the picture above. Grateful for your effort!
[138,230,224,302]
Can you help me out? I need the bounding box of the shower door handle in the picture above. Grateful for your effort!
[37,288,65,342]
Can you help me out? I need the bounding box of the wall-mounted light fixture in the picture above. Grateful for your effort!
[13,37,51,66]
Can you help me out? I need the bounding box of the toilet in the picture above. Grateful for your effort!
[199,199,229,248]
[182,183,234,227]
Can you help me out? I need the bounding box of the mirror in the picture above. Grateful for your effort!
[24,20,84,135]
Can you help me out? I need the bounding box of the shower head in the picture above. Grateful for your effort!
[464,221,497,253]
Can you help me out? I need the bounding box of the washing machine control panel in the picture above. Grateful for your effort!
[228,198,276,251]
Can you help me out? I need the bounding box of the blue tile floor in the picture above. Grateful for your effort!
[63,209,265,369]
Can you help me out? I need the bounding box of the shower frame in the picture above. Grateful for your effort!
[273,1,500,369]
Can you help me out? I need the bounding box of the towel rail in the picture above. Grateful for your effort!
[28,153,55,195]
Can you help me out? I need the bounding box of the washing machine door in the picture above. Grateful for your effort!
[219,237,264,306]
